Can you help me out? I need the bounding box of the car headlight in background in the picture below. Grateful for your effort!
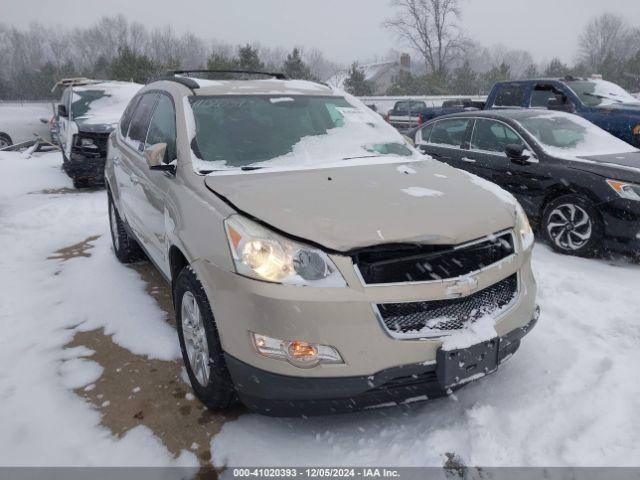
[224,214,346,287]
[516,203,534,250]
[606,179,640,201]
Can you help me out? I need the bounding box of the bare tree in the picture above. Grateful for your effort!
[384,0,465,77]
[578,13,633,73]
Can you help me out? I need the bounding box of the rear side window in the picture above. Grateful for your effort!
[146,95,177,162]
[128,93,159,145]
[494,84,526,107]
[120,96,141,136]
[471,119,523,153]
[428,119,470,147]
[530,85,566,108]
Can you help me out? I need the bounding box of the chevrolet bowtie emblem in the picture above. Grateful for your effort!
[447,277,479,297]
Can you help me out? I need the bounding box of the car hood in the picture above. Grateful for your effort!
[204,159,517,252]
[574,151,640,182]
[595,103,640,115]
[75,118,116,134]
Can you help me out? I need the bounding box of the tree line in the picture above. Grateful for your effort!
[0,16,335,100]
[1,6,639,101]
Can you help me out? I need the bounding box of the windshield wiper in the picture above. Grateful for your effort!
[583,92,623,104]
[240,166,263,171]
[341,154,382,161]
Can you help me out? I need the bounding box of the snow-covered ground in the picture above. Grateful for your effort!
[1,150,639,467]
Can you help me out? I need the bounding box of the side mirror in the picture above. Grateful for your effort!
[144,143,174,172]
[505,144,534,165]
[57,104,68,118]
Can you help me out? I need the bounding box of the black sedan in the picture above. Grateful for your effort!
[410,109,640,256]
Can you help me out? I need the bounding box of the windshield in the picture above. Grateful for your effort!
[71,90,108,118]
[188,95,415,172]
[517,112,639,158]
[394,101,425,111]
[566,79,640,107]
[71,83,142,125]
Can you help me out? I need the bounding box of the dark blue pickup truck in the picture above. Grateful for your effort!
[485,77,640,147]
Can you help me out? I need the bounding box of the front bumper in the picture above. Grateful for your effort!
[63,153,106,183]
[599,198,640,253]
[226,310,539,416]
[194,238,537,373]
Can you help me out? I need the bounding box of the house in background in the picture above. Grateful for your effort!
[327,54,411,95]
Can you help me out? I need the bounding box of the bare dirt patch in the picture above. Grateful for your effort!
[31,187,81,195]
[67,329,241,465]
[47,235,101,261]
[53,236,245,465]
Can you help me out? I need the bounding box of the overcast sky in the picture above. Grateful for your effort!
[2,0,639,65]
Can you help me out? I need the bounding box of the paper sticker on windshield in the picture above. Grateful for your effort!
[336,107,371,123]
[270,97,295,103]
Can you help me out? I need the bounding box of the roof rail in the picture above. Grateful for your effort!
[153,75,200,91]
[51,77,100,93]
[167,69,288,81]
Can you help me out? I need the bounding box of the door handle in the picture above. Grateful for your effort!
[462,157,477,163]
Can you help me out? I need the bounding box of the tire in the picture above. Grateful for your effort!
[175,266,236,410]
[108,195,145,263]
[542,194,603,257]
[0,133,12,149]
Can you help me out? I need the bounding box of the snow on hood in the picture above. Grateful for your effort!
[72,82,142,127]
[204,158,517,252]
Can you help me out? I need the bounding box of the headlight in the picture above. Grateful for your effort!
[80,138,96,147]
[516,203,534,250]
[224,215,346,287]
[606,179,640,201]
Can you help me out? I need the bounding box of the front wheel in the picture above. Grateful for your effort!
[175,266,236,410]
[542,194,603,257]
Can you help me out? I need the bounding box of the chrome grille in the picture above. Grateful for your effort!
[376,274,518,337]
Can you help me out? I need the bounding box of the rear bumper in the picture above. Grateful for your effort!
[227,309,539,416]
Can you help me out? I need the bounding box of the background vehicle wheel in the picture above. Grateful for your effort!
[108,195,145,263]
[175,266,236,410]
[542,194,603,256]
[0,133,12,149]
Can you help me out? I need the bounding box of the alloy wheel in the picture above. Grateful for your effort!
[546,203,593,251]
[181,291,210,387]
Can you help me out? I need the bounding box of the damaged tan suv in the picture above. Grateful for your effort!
[105,70,539,416]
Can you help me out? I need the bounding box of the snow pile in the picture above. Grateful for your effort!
[211,246,640,467]
[401,187,444,198]
[0,151,192,466]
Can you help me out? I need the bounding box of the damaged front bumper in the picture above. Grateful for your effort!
[226,308,540,417]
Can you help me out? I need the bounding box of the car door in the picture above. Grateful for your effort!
[128,93,177,274]
[117,92,159,244]
[467,118,548,215]
[414,117,474,170]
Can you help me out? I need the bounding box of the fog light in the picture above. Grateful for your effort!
[250,332,343,368]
